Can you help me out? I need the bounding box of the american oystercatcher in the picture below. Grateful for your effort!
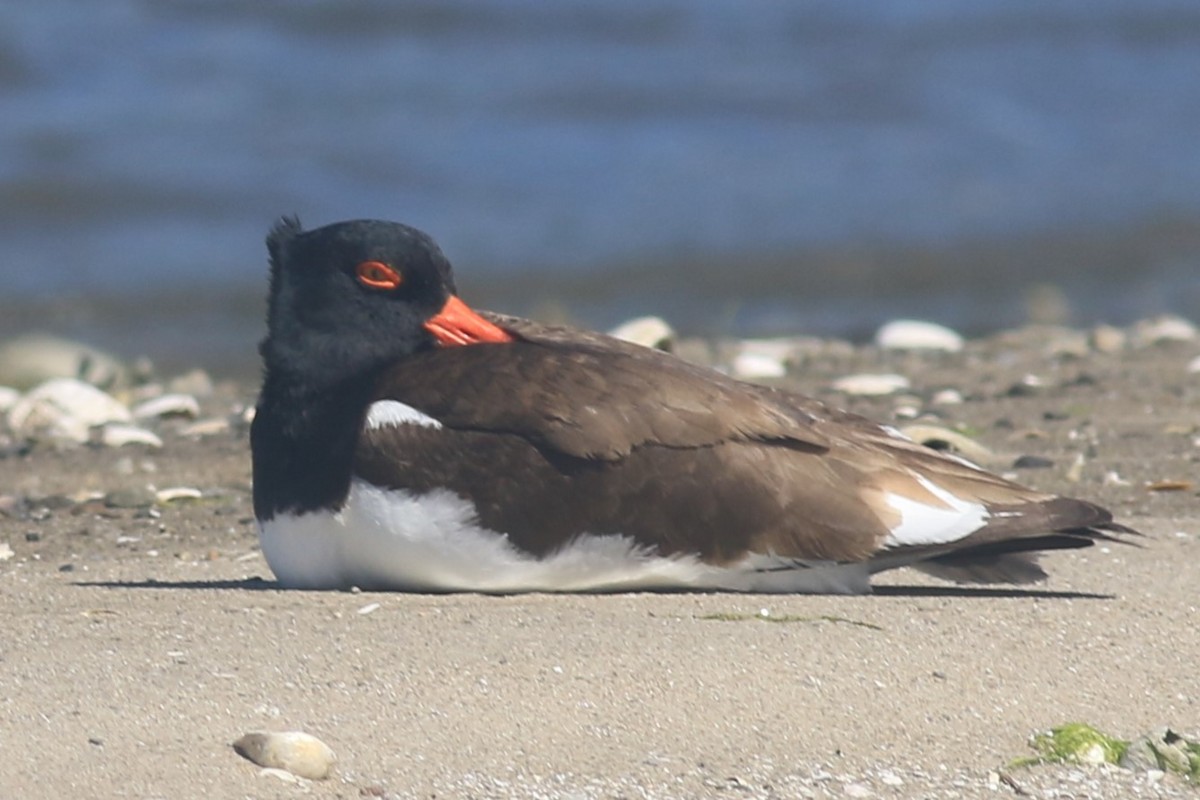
[251,218,1134,593]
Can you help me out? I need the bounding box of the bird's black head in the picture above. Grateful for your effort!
[259,218,508,389]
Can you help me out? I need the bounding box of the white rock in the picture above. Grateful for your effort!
[1132,314,1197,347]
[1187,355,1200,374]
[8,378,133,442]
[608,316,675,351]
[1090,324,1126,354]
[832,373,910,396]
[875,320,964,352]
[101,424,163,449]
[0,542,13,561]
[233,731,335,780]
[132,393,200,420]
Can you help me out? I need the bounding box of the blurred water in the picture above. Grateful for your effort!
[2,0,1200,373]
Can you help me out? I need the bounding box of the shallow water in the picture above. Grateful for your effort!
[2,1,1200,371]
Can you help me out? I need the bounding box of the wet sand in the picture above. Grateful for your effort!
[1,324,1197,798]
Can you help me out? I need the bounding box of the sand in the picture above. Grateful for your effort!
[1,324,1198,799]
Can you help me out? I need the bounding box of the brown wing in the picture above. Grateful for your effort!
[372,312,829,460]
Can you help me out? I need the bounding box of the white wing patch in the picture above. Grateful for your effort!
[258,480,874,594]
[365,399,442,430]
[882,473,989,548]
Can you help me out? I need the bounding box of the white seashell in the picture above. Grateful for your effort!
[607,316,675,351]
[132,393,200,420]
[875,320,964,352]
[0,386,20,414]
[8,378,133,442]
[179,417,232,437]
[1132,314,1197,347]
[832,373,910,396]
[731,352,786,379]
[101,424,163,449]
[233,731,335,780]
[155,487,203,503]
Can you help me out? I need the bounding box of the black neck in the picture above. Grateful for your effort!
[250,369,378,519]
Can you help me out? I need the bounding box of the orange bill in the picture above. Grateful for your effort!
[423,295,515,346]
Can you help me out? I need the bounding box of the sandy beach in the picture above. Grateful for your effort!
[1,322,1197,799]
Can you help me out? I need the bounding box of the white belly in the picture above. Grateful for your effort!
[257,478,872,594]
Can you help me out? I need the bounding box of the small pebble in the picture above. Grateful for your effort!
[731,351,787,380]
[104,487,157,509]
[930,388,963,405]
[1090,324,1126,353]
[832,373,910,396]
[1187,355,1200,374]
[132,393,200,420]
[233,731,336,780]
[1012,454,1054,469]
[875,320,963,352]
[0,542,13,561]
[607,316,675,351]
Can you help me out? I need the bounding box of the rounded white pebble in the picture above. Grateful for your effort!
[732,352,787,379]
[608,316,675,351]
[132,393,200,420]
[832,373,910,396]
[875,320,964,352]
[931,388,964,405]
[233,731,336,780]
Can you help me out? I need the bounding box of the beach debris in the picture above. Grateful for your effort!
[0,541,13,561]
[832,373,910,396]
[1145,479,1193,492]
[100,424,163,449]
[1020,724,1200,782]
[897,424,997,465]
[0,334,129,390]
[1132,314,1197,347]
[608,316,675,351]
[132,393,200,420]
[874,320,963,352]
[1120,728,1200,781]
[731,339,794,379]
[155,486,203,504]
[233,731,336,780]
[1090,324,1126,354]
[1028,723,1128,767]
[8,378,133,443]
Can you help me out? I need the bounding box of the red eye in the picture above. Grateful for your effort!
[356,261,402,290]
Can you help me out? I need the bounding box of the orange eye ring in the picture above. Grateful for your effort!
[356,260,403,290]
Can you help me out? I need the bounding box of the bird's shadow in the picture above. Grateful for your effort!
[74,578,1113,600]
